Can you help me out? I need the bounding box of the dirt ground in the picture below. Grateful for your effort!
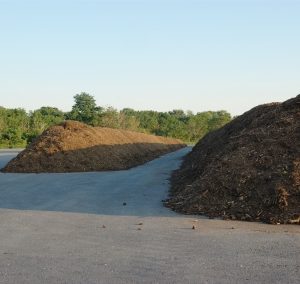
[2,121,185,173]
[165,95,300,224]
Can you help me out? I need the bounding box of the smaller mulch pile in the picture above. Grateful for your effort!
[2,121,186,173]
[165,95,300,224]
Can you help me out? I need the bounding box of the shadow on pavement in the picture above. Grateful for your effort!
[0,147,191,217]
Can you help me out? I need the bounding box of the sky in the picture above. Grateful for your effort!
[0,0,299,116]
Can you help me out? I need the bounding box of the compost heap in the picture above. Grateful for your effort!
[2,121,186,173]
[165,95,300,224]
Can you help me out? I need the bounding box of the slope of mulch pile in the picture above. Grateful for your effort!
[2,120,186,173]
[165,95,300,224]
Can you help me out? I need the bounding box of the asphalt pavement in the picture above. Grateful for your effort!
[0,148,299,284]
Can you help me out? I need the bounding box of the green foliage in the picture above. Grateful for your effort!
[119,111,140,131]
[0,93,232,148]
[29,107,65,136]
[135,111,159,133]
[0,108,29,148]
[68,92,102,125]
[96,107,120,129]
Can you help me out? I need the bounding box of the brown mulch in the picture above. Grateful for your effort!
[2,120,186,173]
[165,95,300,224]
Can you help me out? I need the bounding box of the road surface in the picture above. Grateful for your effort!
[0,148,299,283]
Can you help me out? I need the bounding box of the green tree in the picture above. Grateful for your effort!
[207,110,231,131]
[68,92,101,124]
[119,110,140,131]
[168,109,186,120]
[0,94,233,147]
[29,107,65,136]
[156,113,188,140]
[98,107,120,129]
[136,111,159,133]
[0,107,6,133]
[38,107,65,122]
[0,108,29,147]
[186,112,210,141]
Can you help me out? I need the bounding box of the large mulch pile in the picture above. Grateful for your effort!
[2,121,186,173]
[165,95,300,224]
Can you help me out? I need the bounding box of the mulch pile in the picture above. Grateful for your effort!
[165,95,300,224]
[2,120,185,173]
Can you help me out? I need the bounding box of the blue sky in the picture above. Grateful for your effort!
[0,0,299,115]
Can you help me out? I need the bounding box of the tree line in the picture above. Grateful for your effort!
[0,92,231,148]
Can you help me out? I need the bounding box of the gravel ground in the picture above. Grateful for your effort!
[0,148,299,284]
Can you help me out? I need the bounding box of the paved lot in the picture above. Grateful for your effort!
[0,148,299,283]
